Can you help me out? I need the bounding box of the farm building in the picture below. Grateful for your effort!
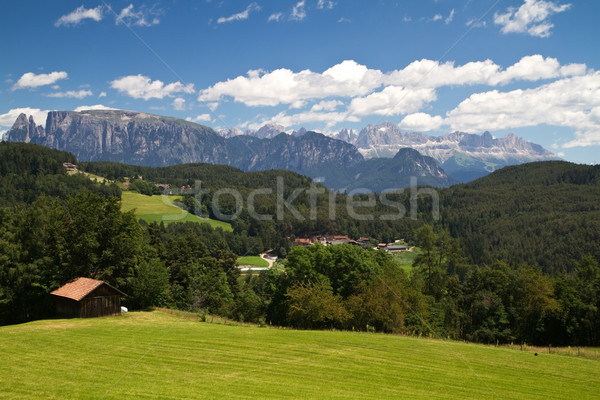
[387,245,408,253]
[50,277,126,318]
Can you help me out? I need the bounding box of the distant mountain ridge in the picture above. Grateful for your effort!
[219,120,557,182]
[6,110,453,192]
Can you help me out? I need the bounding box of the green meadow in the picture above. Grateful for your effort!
[0,311,598,399]
[237,256,270,268]
[120,191,232,231]
[393,248,421,273]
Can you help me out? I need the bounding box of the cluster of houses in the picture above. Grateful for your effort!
[293,236,410,253]
[293,235,370,247]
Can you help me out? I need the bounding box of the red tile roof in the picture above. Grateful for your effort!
[50,277,123,301]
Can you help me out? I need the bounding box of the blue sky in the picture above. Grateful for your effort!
[1,0,599,163]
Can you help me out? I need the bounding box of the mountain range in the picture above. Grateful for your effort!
[220,121,558,182]
[5,109,555,191]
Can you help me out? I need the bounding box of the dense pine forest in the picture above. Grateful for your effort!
[0,142,599,346]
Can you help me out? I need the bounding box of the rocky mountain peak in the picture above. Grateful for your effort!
[6,113,45,143]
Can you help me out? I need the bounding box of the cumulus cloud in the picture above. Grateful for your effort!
[47,89,92,99]
[291,1,306,21]
[199,60,382,107]
[186,114,211,123]
[73,104,118,112]
[217,3,260,24]
[0,107,50,128]
[399,113,444,131]
[111,75,194,100]
[206,56,597,147]
[310,100,343,112]
[116,4,161,27]
[385,55,585,87]
[55,5,103,27]
[445,72,600,147]
[494,0,571,38]
[99,91,107,97]
[172,97,186,110]
[348,86,436,117]
[247,110,358,131]
[12,71,68,90]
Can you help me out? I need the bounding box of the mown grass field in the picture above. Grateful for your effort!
[120,191,232,231]
[0,311,598,399]
[237,256,269,268]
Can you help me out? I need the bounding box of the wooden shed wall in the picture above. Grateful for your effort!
[79,295,121,318]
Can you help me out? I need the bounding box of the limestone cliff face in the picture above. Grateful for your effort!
[6,110,364,173]
[9,110,229,166]
[6,114,44,143]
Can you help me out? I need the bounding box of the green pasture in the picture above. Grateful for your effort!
[237,256,269,268]
[121,191,232,231]
[0,311,598,399]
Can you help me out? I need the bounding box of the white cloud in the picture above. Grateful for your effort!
[99,91,107,98]
[73,104,117,112]
[12,71,68,90]
[205,56,598,145]
[290,1,306,21]
[445,72,600,147]
[310,100,343,112]
[0,129,6,141]
[55,5,103,27]
[247,110,358,131]
[268,13,283,22]
[111,75,194,100]
[399,113,444,131]
[217,3,260,24]
[445,9,455,24]
[172,97,186,110]
[116,4,161,27]
[186,114,211,123]
[348,86,436,117]
[47,89,93,99]
[0,107,50,128]
[385,55,585,88]
[494,0,571,38]
[317,0,335,9]
[432,14,442,22]
[199,60,383,107]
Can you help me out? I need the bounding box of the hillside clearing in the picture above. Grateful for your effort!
[0,311,598,399]
[237,256,270,268]
[120,191,232,231]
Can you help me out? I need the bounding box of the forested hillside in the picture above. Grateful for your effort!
[437,161,600,273]
[0,142,120,206]
[1,144,599,346]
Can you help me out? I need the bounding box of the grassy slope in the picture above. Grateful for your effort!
[120,191,232,231]
[393,248,421,274]
[0,312,598,400]
[237,256,269,268]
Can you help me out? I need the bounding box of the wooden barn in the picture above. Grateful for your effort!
[50,277,126,318]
